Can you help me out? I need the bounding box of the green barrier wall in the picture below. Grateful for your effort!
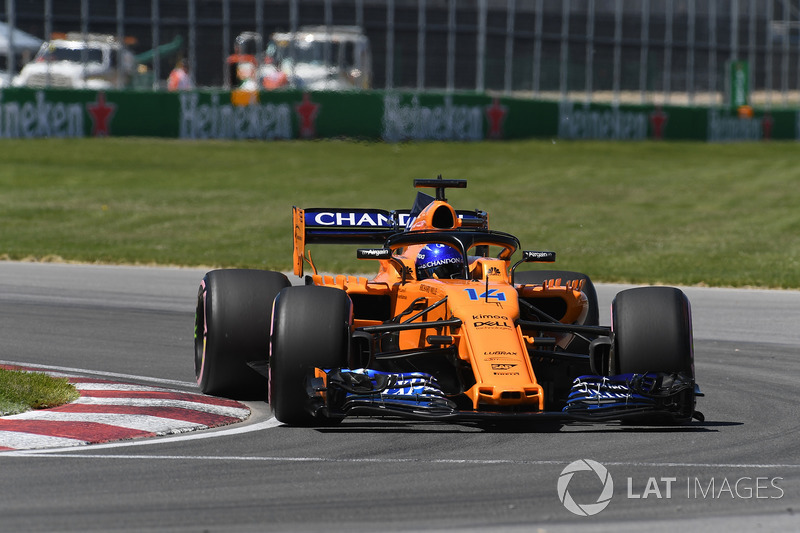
[0,87,797,142]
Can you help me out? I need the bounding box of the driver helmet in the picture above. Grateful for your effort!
[416,244,464,280]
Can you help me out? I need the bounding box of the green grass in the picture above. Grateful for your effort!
[1,137,799,288]
[0,368,80,416]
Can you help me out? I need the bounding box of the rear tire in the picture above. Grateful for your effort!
[612,287,693,376]
[194,269,290,399]
[269,286,352,426]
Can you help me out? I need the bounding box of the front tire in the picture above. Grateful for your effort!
[611,286,693,376]
[195,269,290,399]
[269,286,352,426]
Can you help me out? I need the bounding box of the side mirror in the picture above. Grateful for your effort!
[356,248,392,260]
[356,248,409,284]
[522,251,556,263]
[511,250,556,285]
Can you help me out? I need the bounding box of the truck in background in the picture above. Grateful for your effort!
[228,26,371,92]
[12,32,136,89]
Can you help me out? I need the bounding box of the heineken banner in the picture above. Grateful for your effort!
[0,87,798,142]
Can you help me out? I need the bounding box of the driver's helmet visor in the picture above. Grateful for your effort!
[416,244,464,279]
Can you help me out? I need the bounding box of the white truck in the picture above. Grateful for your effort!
[13,33,135,89]
[229,26,372,91]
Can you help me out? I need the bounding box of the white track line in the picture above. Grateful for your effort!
[9,362,796,471]
[5,414,800,470]
[6,449,800,470]
[71,383,170,391]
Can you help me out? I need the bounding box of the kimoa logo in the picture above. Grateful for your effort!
[557,459,614,516]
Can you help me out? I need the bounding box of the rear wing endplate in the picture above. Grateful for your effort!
[292,206,488,276]
[293,207,401,276]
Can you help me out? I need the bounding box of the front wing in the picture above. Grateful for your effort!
[305,368,703,424]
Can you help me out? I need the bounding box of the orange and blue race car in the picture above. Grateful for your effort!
[194,178,702,426]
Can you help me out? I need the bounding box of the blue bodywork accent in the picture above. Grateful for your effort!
[326,368,457,412]
[563,373,695,414]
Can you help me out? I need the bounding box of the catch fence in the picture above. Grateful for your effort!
[3,0,800,108]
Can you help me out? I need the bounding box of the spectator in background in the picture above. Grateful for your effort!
[168,59,194,91]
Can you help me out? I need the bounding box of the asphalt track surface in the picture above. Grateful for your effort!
[1,261,799,532]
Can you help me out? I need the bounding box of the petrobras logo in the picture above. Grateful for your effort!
[307,210,406,227]
[574,377,631,402]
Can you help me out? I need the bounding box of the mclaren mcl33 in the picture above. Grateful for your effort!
[194,178,702,426]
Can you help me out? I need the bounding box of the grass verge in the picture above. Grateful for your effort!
[1,138,799,288]
[0,368,80,416]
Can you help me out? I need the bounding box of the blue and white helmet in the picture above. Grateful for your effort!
[416,244,464,280]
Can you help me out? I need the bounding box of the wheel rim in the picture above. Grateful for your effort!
[194,282,208,383]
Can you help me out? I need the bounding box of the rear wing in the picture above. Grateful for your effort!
[293,207,398,276]
[292,206,488,276]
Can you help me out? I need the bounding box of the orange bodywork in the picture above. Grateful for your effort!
[292,193,589,413]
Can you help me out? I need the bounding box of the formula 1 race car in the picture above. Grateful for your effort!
[194,178,702,426]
